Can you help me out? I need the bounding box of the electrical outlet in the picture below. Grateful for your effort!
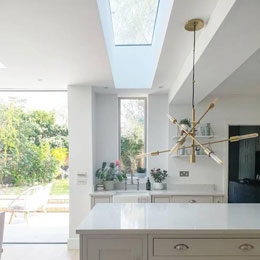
[180,171,189,177]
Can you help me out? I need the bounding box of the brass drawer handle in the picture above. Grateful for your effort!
[174,244,189,251]
[189,200,197,203]
[239,244,254,251]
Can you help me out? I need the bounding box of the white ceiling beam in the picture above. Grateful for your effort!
[168,0,237,104]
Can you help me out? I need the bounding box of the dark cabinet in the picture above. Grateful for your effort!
[239,127,256,179]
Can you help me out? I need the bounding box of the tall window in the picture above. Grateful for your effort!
[119,98,146,178]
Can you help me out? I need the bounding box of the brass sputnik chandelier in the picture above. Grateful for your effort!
[137,19,258,165]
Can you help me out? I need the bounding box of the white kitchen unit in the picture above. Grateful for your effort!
[90,188,224,208]
[77,203,260,260]
[90,193,113,209]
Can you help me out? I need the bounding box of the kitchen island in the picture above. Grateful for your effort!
[77,203,260,260]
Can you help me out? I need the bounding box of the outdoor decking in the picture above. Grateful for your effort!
[0,195,69,213]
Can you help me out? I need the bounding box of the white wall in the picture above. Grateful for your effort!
[168,94,260,196]
[68,90,260,249]
[68,85,94,249]
[147,94,169,171]
[95,94,118,171]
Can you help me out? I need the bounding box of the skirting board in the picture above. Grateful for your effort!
[67,237,79,250]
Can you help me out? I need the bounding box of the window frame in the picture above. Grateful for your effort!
[118,97,147,177]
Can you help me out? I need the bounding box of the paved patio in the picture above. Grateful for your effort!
[3,212,69,243]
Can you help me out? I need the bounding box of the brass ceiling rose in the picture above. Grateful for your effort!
[184,19,204,31]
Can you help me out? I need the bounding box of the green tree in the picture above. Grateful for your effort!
[120,99,145,174]
[0,103,68,185]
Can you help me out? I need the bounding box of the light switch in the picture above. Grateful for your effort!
[77,172,87,185]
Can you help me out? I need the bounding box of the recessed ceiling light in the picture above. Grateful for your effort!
[104,86,109,89]
[158,86,164,89]
[37,78,43,82]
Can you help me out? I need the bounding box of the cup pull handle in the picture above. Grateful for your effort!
[174,244,189,251]
[189,200,197,203]
[239,244,254,251]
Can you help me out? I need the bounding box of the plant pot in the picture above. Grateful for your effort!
[153,182,164,190]
[114,181,124,190]
[104,181,114,191]
[137,172,146,178]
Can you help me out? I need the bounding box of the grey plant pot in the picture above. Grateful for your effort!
[104,181,114,191]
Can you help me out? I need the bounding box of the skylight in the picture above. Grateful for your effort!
[109,0,159,46]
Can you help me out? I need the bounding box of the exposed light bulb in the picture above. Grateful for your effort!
[209,152,223,165]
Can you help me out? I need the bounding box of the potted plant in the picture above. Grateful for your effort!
[179,118,191,136]
[150,168,168,190]
[96,162,115,191]
[136,167,146,178]
[114,160,127,190]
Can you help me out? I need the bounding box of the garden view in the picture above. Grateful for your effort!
[0,94,69,196]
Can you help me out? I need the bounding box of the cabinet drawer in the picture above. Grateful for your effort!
[153,238,260,256]
[152,196,171,203]
[85,236,147,260]
[91,196,112,208]
[94,197,111,204]
[173,195,212,203]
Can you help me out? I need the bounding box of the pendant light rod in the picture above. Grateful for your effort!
[192,22,196,108]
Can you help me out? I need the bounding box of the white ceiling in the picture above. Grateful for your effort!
[211,48,260,96]
[0,0,259,101]
[0,0,113,90]
[0,0,219,92]
[152,0,218,90]
[170,0,260,104]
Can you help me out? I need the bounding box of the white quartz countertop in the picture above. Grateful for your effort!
[77,203,260,235]
[89,190,224,196]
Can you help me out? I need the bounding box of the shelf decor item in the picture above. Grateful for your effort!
[136,18,258,166]
[150,168,168,190]
[179,118,191,136]
[205,123,211,136]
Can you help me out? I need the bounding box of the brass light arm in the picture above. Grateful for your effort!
[180,133,259,149]
[136,149,171,159]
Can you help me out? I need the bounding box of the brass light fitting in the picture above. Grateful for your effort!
[136,19,259,165]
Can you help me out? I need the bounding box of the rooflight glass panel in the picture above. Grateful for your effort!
[109,0,159,45]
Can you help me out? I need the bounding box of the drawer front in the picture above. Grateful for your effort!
[173,195,213,203]
[91,196,112,208]
[94,197,111,204]
[152,196,172,203]
[213,196,224,203]
[153,238,260,256]
[86,237,146,260]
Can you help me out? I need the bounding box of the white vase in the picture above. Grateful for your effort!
[153,182,164,190]
[104,181,114,191]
